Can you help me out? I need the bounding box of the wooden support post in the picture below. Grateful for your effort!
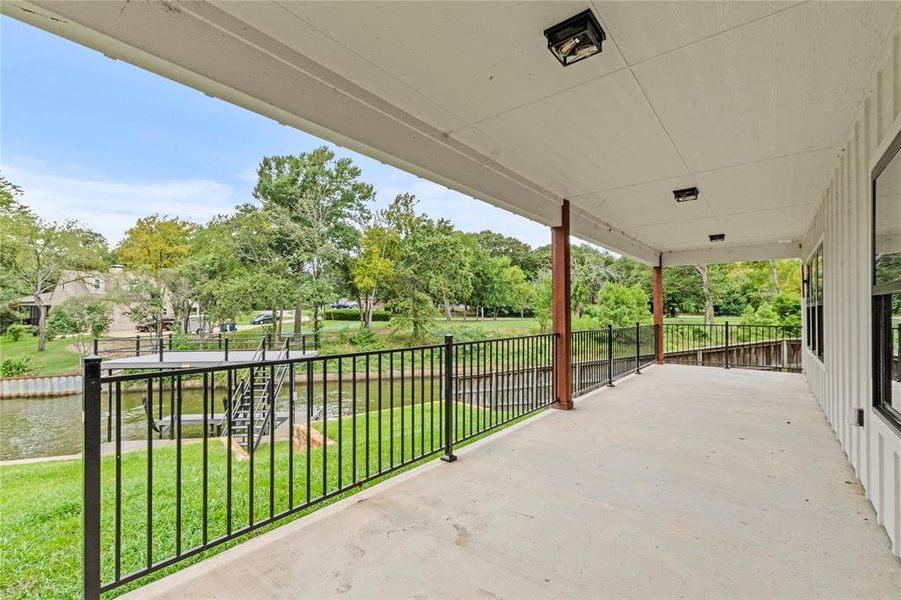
[653,259,664,364]
[552,200,573,410]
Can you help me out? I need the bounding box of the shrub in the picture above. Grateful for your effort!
[3,323,35,342]
[1,355,33,377]
[323,308,389,322]
[586,283,652,327]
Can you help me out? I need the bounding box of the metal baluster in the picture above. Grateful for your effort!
[175,375,182,556]
[146,377,154,569]
[338,358,343,489]
[202,373,209,546]
[441,334,456,462]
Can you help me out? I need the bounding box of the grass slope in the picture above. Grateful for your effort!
[0,401,528,599]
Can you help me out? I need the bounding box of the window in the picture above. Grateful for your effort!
[872,129,901,428]
[805,242,824,361]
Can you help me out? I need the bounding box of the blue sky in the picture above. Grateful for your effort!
[0,16,550,247]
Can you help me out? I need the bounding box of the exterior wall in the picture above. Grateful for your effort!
[801,5,901,557]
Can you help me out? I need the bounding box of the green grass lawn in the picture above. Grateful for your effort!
[0,335,85,377]
[0,401,526,599]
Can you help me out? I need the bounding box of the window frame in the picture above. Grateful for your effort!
[871,127,901,431]
[804,240,825,363]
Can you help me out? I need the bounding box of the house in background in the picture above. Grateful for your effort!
[16,265,139,334]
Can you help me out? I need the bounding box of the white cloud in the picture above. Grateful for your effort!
[2,157,555,249]
[2,162,244,245]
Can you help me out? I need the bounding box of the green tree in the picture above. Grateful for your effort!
[115,215,196,274]
[46,297,112,355]
[254,146,375,333]
[530,270,553,332]
[571,244,618,317]
[352,195,410,329]
[586,282,651,327]
[114,215,197,336]
[475,230,542,279]
[114,272,165,335]
[0,188,109,350]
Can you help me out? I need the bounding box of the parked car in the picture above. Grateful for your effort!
[135,316,175,333]
[331,300,359,309]
[250,312,274,325]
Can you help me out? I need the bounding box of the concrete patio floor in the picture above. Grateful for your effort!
[127,365,901,599]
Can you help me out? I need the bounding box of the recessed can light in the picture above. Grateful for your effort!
[709,233,725,242]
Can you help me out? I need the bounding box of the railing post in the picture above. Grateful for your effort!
[136,335,141,356]
[158,337,164,362]
[224,337,230,362]
[168,332,172,351]
[82,356,102,600]
[285,337,290,359]
[607,324,615,387]
[92,337,99,355]
[724,321,730,369]
[635,321,641,375]
[267,332,272,351]
[441,334,457,463]
[218,332,222,350]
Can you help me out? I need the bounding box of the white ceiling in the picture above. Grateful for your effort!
[6,0,899,264]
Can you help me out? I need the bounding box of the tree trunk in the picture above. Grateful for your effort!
[769,260,780,290]
[694,265,714,326]
[493,307,498,320]
[444,297,452,322]
[462,304,468,321]
[36,299,47,352]
[294,304,302,335]
[277,309,284,337]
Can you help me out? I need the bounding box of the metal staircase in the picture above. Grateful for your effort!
[223,338,290,450]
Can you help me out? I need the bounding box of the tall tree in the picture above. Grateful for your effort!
[254,146,374,333]
[352,194,412,329]
[115,215,197,335]
[115,215,196,274]
[694,264,715,326]
[1,180,109,350]
[475,230,541,279]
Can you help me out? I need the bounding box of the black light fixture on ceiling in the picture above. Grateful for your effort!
[673,186,700,203]
[709,233,726,242]
[544,9,606,66]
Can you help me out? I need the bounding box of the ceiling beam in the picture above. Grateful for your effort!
[661,241,802,266]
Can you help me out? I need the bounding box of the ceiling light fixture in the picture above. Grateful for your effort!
[673,186,700,203]
[544,10,606,67]
[709,233,726,242]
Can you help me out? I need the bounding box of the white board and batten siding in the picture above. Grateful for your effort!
[801,5,901,558]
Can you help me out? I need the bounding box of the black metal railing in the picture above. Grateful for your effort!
[663,323,802,371]
[83,331,581,597]
[571,323,657,397]
[92,331,319,360]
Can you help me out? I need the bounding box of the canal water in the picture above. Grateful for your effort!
[1,364,558,461]
[0,379,451,461]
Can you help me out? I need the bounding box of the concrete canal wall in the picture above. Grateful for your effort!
[0,375,83,398]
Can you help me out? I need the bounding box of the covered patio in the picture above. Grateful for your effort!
[126,365,900,599]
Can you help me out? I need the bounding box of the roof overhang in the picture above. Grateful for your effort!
[4,1,898,265]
